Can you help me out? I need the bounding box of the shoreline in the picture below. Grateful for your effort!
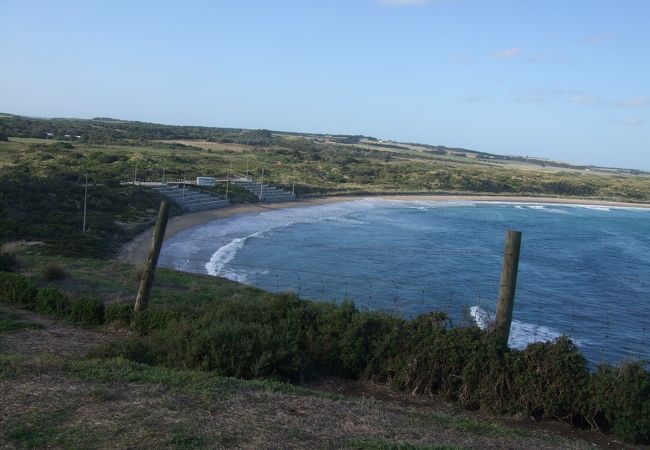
[116,194,650,265]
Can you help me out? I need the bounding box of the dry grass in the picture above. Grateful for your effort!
[160,140,255,153]
[0,362,593,450]
[0,305,617,450]
[0,306,126,357]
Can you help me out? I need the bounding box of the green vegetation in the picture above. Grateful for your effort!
[2,114,650,259]
[0,252,19,272]
[68,296,105,327]
[2,113,650,446]
[0,311,42,333]
[348,438,466,450]
[0,272,38,308]
[35,286,70,318]
[1,261,648,444]
[0,165,180,258]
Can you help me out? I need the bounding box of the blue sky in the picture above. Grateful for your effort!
[1,0,648,169]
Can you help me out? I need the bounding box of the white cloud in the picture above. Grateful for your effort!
[460,94,487,103]
[512,88,650,114]
[587,32,612,45]
[516,88,547,103]
[567,93,601,107]
[612,96,650,109]
[612,118,646,126]
[525,54,568,64]
[494,48,521,58]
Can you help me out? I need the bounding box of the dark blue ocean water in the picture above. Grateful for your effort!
[160,199,650,366]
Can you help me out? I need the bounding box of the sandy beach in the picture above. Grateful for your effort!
[117,194,650,265]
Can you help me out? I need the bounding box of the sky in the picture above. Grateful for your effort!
[1,0,649,169]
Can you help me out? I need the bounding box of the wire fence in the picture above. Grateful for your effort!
[4,193,649,369]
[157,250,650,368]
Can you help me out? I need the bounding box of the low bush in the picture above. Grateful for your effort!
[510,337,589,422]
[43,262,66,281]
[69,297,105,327]
[0,272,38,308]
[586,362,650,443]
[130,308,188,334]
[35,287,70,318]
[0,253,19,272]
[105,302,133,325]
[89,291,650,444]
[88,338,155,365]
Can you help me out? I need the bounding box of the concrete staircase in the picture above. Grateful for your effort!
[149,183,230,212]
[233,179,296,203]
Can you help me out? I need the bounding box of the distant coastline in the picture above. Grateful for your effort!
[117,194,650,266]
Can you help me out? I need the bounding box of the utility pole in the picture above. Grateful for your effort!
[134,201,170,312]
[82,174,88,232]
[494,230,522,347]
[134,165,137,185]
[260,168,264,200]
[162,166,166,184]
[182,169,186,199]
[225,167,230,199]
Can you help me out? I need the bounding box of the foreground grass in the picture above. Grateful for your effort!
[0,311,43,333]
[0,352,587,450]
[0,256,635,448]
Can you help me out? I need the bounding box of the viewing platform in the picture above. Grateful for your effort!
[141,182,230,213]
[233,178,296,203]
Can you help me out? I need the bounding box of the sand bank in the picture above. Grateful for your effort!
[117,194,650,266]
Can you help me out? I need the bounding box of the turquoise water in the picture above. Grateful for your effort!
[160,199,650,365]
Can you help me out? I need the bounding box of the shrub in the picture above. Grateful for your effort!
[43,262,66,281]
[79,289,650,445]
[511,337,589,421]
[0,272,38,308]
[88,338,155,365]
[35,287,70,318]
[105,303,134,325]
[131,309,186,334]
[0,253,19,272]
[69,297,105,326]
[587,362,650,443]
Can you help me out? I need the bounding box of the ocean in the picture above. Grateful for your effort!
[159,199,650,366]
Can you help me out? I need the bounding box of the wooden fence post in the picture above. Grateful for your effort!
[134,201,170,312]
[494,230,522,347]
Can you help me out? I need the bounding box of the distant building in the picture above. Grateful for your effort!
[45,132,54,139]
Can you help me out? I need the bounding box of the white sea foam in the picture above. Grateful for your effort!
[192,199,384,280]
[205,233,262,282]
[406,200,479,210]
[469,305,579,349]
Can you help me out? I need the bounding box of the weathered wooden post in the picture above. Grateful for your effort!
[494,230,522,347]
[134,201,170,312]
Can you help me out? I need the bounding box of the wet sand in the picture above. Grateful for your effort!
[117,194,650,265]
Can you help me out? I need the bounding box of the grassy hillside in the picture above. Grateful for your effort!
[0,255,643,448]
[1,114,650,447]
[2,114,650,258]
